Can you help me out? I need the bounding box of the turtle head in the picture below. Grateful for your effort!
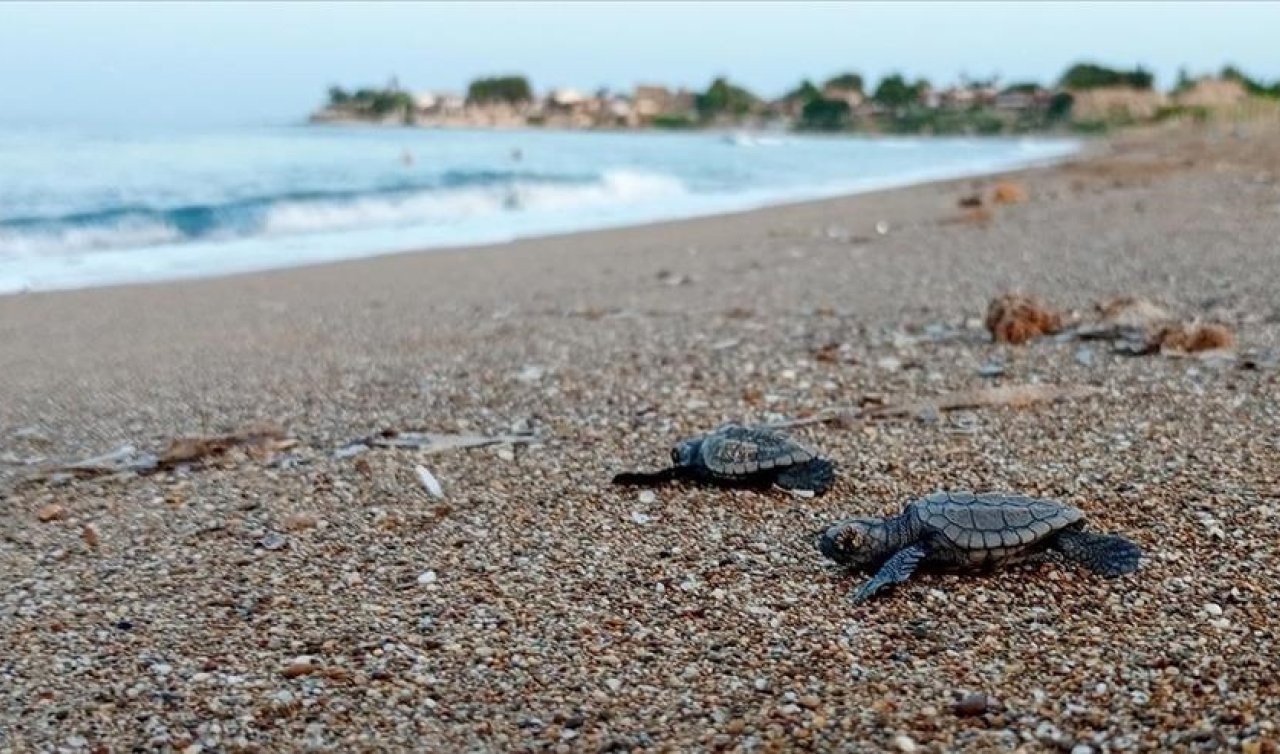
[814,518,883,568]
[671,438,702,468]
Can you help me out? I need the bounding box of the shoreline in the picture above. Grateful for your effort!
[2,123,1279,751]
[1,135,1084,298]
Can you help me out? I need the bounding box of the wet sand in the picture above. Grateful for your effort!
[1,124,1278,751]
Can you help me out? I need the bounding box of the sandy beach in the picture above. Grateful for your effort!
[2,124,1278,751]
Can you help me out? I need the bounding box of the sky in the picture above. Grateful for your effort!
[2,1,1278,128]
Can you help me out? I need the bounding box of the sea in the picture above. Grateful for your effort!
[0,125,1078,293]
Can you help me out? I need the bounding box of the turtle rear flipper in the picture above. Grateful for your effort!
[773,458,835,496]
[612,467,682,486]
[1051,529,1141,576]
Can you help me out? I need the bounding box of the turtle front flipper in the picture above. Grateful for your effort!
[851,544,927,604]
[773,458,836,496]
[611,467,683,486]
[1049,529,1141,576]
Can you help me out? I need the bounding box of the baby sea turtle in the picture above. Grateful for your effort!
[815,491,1141,604]
[612,423,835,495]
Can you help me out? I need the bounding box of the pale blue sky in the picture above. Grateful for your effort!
[1,1,1277,128]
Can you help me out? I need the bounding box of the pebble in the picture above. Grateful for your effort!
[637,490,657,504]
[281,513,318,531]
[282,661,316,679]
[630,511,652,525]
[417,570,438,585]
[1075,347,1096,366]
[81,524,100,549]
[952,692,991,717]
[877,356,902,372]
[514,365,545,383]
[1203,602,1223,617]
[893,734,919,753]
[258,532,287,551]
[37,504,68,522]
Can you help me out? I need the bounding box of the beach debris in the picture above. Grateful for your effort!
[1154,322,1236,353]
[1240,349,1279,371]
[53,444,159,478]
[282,513,319,532]
[1096,295,1175,331]
[957,193,984,208]
[37,503,68,522]
[961,207,995,226]
[866,383,1102,421]
[656,269,693,286]
[333,442,369,459]
[976,361,1005,378]
[81,524,100,549]
[813,342,852,364]
[361,430,538,454]
[985,293,1064,344]
[875,220,891,236]
[953,692,995,717]
[414,465,445,499]
[157,423,291,469]
[514,365,546,383]
[258,532,288,551]
[992,181,1028,205]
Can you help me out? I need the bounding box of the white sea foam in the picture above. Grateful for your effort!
[0,126,1079,294]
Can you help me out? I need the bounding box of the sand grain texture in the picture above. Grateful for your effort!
[1,125,1279,751]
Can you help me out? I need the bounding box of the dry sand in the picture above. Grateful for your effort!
[1,124,1279,752]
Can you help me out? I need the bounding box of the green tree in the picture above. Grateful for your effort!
[1221,65,1280,98]
[823,72,864,93]
[872,73,920,108]
[467,76,534,105]
[327,86,351,106]
[1059,63,1153,90]
[783,79,822,104]
[799,97,852,130]
[695,77,759,119]
[1046,92,1074,121]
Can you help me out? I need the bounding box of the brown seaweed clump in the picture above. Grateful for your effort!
[1154,322,1236,353]
[985,293,1064,345]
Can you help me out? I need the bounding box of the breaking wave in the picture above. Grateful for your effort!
[0,168,687,258]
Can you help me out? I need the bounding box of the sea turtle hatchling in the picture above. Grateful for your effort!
[612,423,836,495]
[815,491,1141,604]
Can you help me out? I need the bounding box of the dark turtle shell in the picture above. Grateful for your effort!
[911,491,1084,551]
[698,425,816,477]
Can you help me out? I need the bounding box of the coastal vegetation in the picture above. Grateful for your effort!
[313,61,1280,135]
[466,76,533,105]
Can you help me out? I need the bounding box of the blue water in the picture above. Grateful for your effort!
[0,125,1078,293]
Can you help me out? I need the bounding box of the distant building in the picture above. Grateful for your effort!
[994,88,1051,112]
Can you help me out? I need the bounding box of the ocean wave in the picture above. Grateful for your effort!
[0,168,686,257]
